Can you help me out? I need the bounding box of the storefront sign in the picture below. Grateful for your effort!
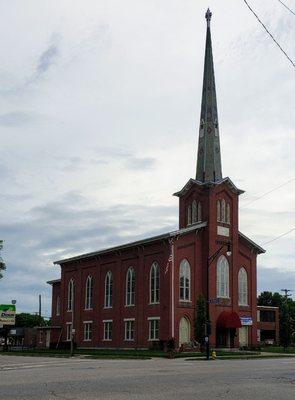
[240,316,252,326]
[0,304,16,325]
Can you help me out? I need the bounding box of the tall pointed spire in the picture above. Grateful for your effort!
[196,9,222,183]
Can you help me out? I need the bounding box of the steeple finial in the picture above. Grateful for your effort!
[196,9,222,183]
[205,8,212,27]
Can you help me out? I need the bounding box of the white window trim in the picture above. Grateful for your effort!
[179,259,191,301]
[149,262,160,305]
[124,320,135,341]
[85,275,93,310]
[103,320,113,341]
[148,318,160,341]
[125,267,135,306]
[238,267,248,306]
[216,255,230,299]
[83,321,92,342]
[104,271,113,309]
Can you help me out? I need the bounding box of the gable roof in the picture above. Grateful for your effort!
[54,222,207,265]
[173,177,244,197]
[238,231,265,254]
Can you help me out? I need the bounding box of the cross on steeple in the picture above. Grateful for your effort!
[196,9,222,183]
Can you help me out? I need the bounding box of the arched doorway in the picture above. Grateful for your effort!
[179,317,190,346]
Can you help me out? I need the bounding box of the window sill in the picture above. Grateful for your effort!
[148,302,160,305]
[179,299,191,303]
[103,307,113,310]
[84,308,93,311]
[124,339,135,342]
[125,304,135,308]
[83,339,92,342]
[148,339,159,342]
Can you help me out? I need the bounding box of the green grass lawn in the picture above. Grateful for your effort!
[0,347,262,359]
[261,346,295,354]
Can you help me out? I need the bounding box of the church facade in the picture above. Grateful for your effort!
[46,10,265,350]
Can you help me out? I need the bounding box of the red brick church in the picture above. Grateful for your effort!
[45,10,265,350]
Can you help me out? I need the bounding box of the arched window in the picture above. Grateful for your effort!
[104,271,113,308]
[179,259,191,301]
[192,200,197,223]
[217,200,221,222]
[150,262,160,304]
[238,267,248,306]
[226,203,231,224]
[126,267,135,306]
[221,199,226,222]
[85,275,93,309]
[197,202,202,222]
[56,295,60,316]
[187,204,192,226]
[216,256,229,298]
[67,278,75,311]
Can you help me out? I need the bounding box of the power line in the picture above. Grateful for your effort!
[278,0,295,16]
[262,227,295,245]
[241,178,295,208]
[243,0,295,69]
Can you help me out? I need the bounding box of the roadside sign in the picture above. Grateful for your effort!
[240,316,253,326]
[0,304,16,325]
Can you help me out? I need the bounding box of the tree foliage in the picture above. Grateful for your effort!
[258,291,295,348]
[15,313,49,328]
[195,294,206,344]
[0,240,6,280]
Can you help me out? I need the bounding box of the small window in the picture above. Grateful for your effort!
[83,322,92,341]
[124,320,135,341]
[66,323,72,341]
[103,321,112,341]
[67,278,75,311]
[187,204,192,226]
[149,318,159,341]
[226,203,231,224]
[238,267,248,306]
[104,271,113,308]
[192,200,197,223]
[56,296,60,316]
[221,199,226,222]
[217,255,229,298]
[126,268,135,306]
[179,259,191,301]
[150,262,160,304]
[85,275,93,310]
[197,202,202,222]
[217,200,221,222]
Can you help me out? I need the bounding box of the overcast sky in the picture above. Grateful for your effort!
[0,0,294,315]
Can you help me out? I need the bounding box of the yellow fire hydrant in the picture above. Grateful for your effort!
[211,350,217,360]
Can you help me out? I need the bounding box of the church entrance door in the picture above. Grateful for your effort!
[179,317,190,346]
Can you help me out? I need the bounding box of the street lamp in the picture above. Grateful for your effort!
[205,241,231,360]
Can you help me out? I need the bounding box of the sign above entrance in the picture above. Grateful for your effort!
[240,316,252,326]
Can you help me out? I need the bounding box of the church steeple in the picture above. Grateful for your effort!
[196,9,222,183]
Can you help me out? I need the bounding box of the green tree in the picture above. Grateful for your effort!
[195,294,206,345]
[15,313,49,328]
[0,240,6,279]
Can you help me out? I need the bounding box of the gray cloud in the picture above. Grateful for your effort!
[36,43,59,76]
[0,111,33,127]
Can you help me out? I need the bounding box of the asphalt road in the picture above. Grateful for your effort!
[0,355,295,400]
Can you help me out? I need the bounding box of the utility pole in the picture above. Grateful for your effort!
[38,294,42,317]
